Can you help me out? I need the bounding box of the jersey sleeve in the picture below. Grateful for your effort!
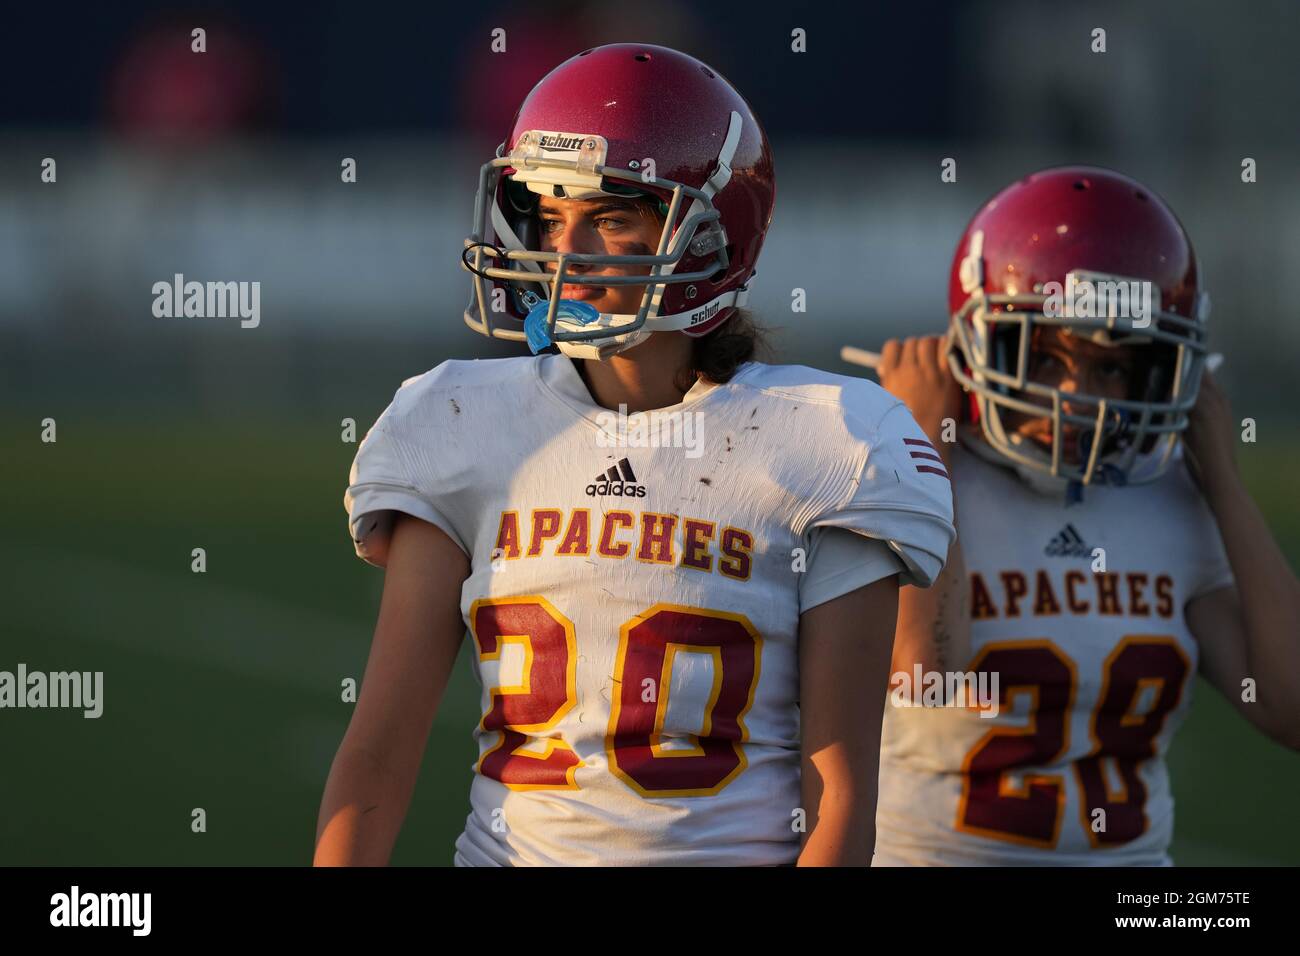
[799,527,904,613]
[344,378,467,567]
[808,402,956,589]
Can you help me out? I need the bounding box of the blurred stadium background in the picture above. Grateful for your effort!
[2,0,1297,865]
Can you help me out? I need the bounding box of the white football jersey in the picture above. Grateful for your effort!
[875,441,1234,866]
[346,353,955,866]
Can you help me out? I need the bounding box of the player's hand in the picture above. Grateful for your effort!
[878,335,964,456]
[1182,367,1239,499]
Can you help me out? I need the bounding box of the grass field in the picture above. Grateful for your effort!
[2,414,1297,865]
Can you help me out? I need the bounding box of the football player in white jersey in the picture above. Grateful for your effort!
[845,166,1300,865]
[314,44,955,866]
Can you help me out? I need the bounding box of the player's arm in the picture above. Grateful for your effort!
[1182,374,1300,749]
[876,336,971,676]
[797,574,899,866]
[314,513,471,864]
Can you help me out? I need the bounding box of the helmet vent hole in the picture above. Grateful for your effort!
[1073,179,1091,191]
[1134,190,1148,201]
[634,53,651,62]
[700,66,715,78]
[579,49,593,56]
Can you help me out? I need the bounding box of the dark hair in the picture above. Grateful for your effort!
[680,307,770,389]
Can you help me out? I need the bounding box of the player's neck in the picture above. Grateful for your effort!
[574,333,696,414]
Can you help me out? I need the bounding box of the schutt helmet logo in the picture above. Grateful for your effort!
[688,301,721,326]
[538,133,585,151]
[586,458,648,498]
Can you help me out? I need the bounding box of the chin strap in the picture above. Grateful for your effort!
[1100,463,1128,486]
[522,284,750,360]
[553,330,653,361]
[524,299,655,360]
[1065,462,1127,506]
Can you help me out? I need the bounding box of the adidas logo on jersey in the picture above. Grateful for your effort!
[1045,523,1092,558]
[586,458,648,498]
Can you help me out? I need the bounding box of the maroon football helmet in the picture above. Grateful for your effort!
[462,44,776,359]
[946,166,1210,486]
